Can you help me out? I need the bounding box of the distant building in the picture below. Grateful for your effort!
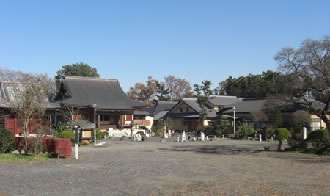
[147,101,177,121]
[218,98,329,133]
[166,96,241,132]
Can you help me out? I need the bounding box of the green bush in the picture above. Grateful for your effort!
[55,122,70,133]
[95,128,106,140]
[56,130,75,143]
[215,116,231,136]
[152,121,164,136]
[238,125,254,139]
[215,130,222,137]
[154,128,163,136]
[306,129,329,149]
[0,128,15,153]
[307,129,328,142]
[275,128,290,151]
[276,128,290,141]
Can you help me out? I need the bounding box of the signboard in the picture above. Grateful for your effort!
[82,130,92,138]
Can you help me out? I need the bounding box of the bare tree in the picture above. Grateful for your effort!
[32,118,53,155]
[0,68,56,100]
[274,35,330,139]
[164,75,193,100]
[290,110,311,128]
[60,104,80,129]
[127,76,158,104]
[9,74,49,155]
[0,68,27,81]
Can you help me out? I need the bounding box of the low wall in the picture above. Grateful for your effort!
[108,129,148,137]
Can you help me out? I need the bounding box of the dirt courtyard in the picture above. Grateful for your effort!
[1,138,330,196]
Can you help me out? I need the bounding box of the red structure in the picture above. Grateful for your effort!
[5,117,44,135]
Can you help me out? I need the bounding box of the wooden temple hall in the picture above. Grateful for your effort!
[56,76,147,131]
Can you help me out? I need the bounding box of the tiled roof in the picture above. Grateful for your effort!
[147,101,177,118]
[208,95,242,106]
[58,76,145,110]
[222,99,267,113]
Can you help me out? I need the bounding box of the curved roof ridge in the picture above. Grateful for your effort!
[64,76,119,82]
[210,95,238,98]
[183,98,197,100]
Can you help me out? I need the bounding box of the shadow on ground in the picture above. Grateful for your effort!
[158,144,264,155]
[265,152,330,163]
[157,144,330,163]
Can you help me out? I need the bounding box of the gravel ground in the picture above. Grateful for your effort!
[1,138,330,196]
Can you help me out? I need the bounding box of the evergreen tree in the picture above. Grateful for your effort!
[194,80,212,131]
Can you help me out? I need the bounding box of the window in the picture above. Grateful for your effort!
[133,115,145,120]
[186,108,189,112]
[100,115,109,122]
[311,118,321,131]
[180,108,183,112]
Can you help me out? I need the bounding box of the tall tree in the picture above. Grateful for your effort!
[155,81,170,101]
[218,70,287,98]
[127,76,158,104]
[194,80,212,132]
[0,68,56,101]
[128,75,192,103]
[274,35,330,139]
[57,62,100,78]
[164,75,193,100]
[215,115,231,136]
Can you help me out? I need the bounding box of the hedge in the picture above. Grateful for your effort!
[0,128,15,153]
[15,137,72,157]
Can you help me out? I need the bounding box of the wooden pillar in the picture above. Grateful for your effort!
[97,114,100,128]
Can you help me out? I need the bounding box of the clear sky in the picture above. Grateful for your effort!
[0,0,329,91]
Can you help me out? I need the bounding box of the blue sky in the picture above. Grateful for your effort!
[0,0,329,91]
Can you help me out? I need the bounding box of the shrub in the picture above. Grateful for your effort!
[15,137,44,154]
[54,139,72,157]
[96,128,106,140]
[307,129,328,142]
[215,130,222,137]
[56,130,75,143]
[306,129,329,149]
[0,128,15,153]
[154,128,163,136]
[265,127,275,140]
[238,125,254,139]
[276,128,290,141]
[276,128,290,151]
[42,138,72,157]
[215,116,231,136]
[288,127,305,148]
[152,121,164,136]
[55,122,70,134]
